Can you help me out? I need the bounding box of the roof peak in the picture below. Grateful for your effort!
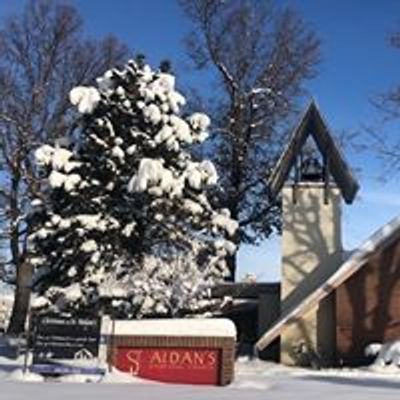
[268,103,359,204]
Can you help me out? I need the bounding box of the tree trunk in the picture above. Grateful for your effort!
[226,201,240,282]
[7,261,33,335]
[225,252,237,282]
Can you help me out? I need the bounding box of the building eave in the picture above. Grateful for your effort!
[268,101,359,204]
[256,216,400,351]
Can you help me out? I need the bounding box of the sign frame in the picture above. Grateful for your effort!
[30,313,102,375]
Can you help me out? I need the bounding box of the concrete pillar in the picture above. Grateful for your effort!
[280,183,342,366]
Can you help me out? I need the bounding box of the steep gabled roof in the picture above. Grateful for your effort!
[256,216,400,351]
[268,102,359,204]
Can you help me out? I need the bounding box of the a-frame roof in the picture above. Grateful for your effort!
[268,102,359,204]
[256,216,400,352]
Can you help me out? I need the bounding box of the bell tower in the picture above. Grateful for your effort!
[267,102,359,366]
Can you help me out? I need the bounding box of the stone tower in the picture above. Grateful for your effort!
[263,102,359,366]
[280,182,342,365]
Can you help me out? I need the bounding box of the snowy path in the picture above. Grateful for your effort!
[2,359,400,400]
[2,373,400,400]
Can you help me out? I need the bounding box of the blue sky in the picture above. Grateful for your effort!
[1,0,400,282]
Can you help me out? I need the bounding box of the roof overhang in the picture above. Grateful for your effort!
[255,216,400,352]
[268,102,359,204]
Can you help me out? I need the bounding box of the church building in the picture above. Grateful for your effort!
[253,102,400,367]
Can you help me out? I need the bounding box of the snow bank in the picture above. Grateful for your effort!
[6,369,44,382]
[365,341,400,367]
[365,343,383,357]
[229,379,273,390]
[233,357,400,391]
[100,368,159,384]
[3,356,400,399]
[3,367,159,385]
[55,374,99,383]
[110,318,236,338]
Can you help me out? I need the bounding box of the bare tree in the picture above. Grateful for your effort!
[179,0,320,279]
[0,0,129,334]
[367,30,400,174]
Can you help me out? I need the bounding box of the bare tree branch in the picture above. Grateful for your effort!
[0,0,130,334]
[180,0,320,278]
[363,28,400,178]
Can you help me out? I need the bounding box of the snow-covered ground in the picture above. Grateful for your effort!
[1,353,400,399]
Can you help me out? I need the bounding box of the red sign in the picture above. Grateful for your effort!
[115,347,220,385]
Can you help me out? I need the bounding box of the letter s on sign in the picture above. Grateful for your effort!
[207,352,217,366]
[126,350,142,375]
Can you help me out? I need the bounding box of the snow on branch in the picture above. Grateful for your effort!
[30,58,238,318]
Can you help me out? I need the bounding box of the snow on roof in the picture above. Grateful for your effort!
[110,318,236,338]
[256,216,400,351]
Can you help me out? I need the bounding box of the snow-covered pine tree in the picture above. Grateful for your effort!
[29,58,238,318]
